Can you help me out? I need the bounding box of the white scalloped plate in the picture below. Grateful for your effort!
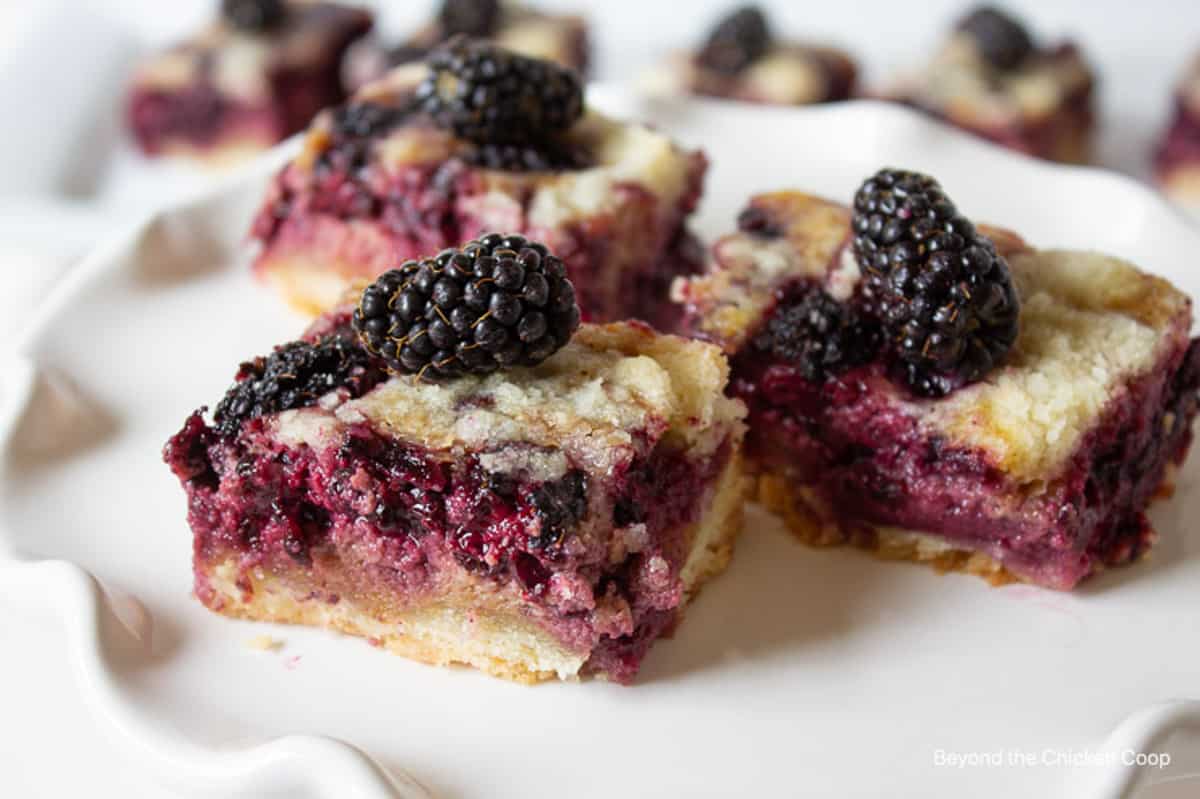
[3,88,1200,799]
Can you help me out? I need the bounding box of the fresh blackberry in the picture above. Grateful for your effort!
[698,6,771,74]
[416,36,583,145]
[465,140,591,172]
[958,6,1034,71]
[850,168,1020,397]
[352,233,581,381]
[528,471,588,549]
[316,101,410,173]
[438,0,500,38]
[222,0,286,32]
[755,284,880,382]
[213,337,385,437]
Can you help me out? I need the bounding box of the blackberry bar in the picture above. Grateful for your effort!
[343,0,588,92]
[888,6,1095,163]
[647,5,856,106]
[674,172,1200,589]
[1155,53,1200,207]
[250,38,706,326]
[127,0,372,164]
[165,236,746,683]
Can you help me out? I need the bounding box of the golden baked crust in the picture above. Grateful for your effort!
[1161,163,1200,207]
[201,452,746,683]
[277,321,746,467]
[674,190,1193,484]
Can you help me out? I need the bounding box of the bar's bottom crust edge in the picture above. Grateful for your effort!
[755,467,1173,589]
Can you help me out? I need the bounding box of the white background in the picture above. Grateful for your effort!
[0,1,1197,797]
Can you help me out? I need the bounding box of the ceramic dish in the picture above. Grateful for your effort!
[2,90,1199,799]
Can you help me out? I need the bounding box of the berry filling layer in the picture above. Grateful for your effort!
[168,394,735,684]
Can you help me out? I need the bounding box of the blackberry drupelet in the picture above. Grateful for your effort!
[528,470,588,549]
[352,233,581,381]
[465,140,591,172]
[213,337,385,437]
[438,0,500,38]
[416,36,583,145]
[851,168,1020,397]
[958,6,1034,71]
[698,6,771,74]
[222,0,286,33]
[755,284,880,382]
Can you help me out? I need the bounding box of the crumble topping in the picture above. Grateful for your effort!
[274,322,745,468]
[524,113,695,227]
[300,70,697,228]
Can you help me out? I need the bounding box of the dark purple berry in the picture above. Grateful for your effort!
[755,284,881,382]
[213,336,385,437]
[698,6,771,74]
[352,234,580,381]
[851,168,1020,397]
[958,6,1035,71]
[416,36,584,145]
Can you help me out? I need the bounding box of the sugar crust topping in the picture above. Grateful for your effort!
[275,322,745,472]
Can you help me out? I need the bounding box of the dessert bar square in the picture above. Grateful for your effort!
[648,7,856,107]
[676,187,1199,589]
[249,44,706,326]
[1155,55,1200,206]
[128,1,372,164]
[888,7,1094,163]
[165,313,745,683]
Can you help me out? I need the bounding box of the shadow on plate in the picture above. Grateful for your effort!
[4,366,119,470]
[638,504,928,683]
[131,210,248,286]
